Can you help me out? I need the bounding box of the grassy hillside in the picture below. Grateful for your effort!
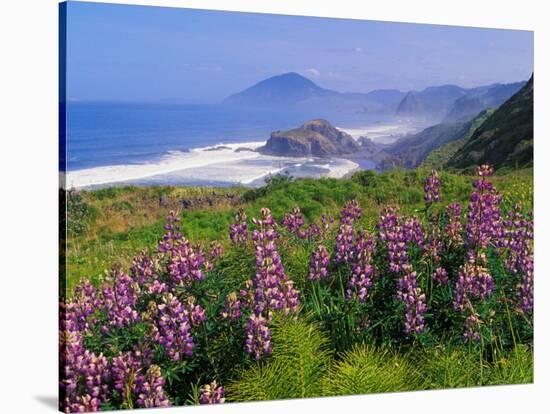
[379,109,494,170]
[447,75,533,170]
[65,169,533,294]
[421,109,495,169]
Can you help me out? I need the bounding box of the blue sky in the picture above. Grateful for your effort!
[65,1,534,103]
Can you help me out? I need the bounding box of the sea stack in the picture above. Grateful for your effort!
[259,119,361,158]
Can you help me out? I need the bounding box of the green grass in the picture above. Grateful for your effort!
[419,344,533,389]
[64,168,533,294]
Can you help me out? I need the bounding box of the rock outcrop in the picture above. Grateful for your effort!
[259,119,360,157]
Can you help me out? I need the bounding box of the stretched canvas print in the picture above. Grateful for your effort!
[59,1,534,412]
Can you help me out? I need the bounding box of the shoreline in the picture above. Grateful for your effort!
[64,119,407,190]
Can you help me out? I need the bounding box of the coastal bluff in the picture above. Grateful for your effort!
[259,119,360,157]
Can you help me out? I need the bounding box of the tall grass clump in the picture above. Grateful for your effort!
[321,345,421,396]
[226,315,332,401]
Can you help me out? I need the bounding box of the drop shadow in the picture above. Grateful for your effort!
[34,395,58,410]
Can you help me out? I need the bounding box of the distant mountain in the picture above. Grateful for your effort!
[395,85,468,120]
[223,72,405,114]
[395,81,526,123]
[442,97,485,123]
[259,119,361,157]
[224,72,528,123]
[379,109,494,170]
[223,72,337,107]
[443,81,526,122]
[395,92,423,116]
[447,75,533,170]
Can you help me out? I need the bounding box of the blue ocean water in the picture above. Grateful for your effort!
[64,102,381,188]
[67,102,371,169]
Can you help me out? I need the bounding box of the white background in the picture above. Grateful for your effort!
[0,0,548,413]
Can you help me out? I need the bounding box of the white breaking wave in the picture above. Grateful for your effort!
[323,159,359,178]
[65,141,359,189]
[339,122,420,144]
[66,141,265,188]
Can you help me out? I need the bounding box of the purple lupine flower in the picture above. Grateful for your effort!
[424,170,441,204]
[477,164,494,178]
[111,352,171,409]
[152,293,195,361]
[66,280,102,332]
[235,208,300,359]
[334,200,362,263]
[378,207,409,273]
[199,380,226,404]
[453,263,494,312]
[158,210,182,253]
[146,279,168,295]
[347,231,375,303]
[101,270,141,331]
[308,245,330,281]
[396,265,427,334]
[111,352,141,393]
[61,350,111,413]
[281,207,322,240]
[453,165,499,334]
[63,394,101,413]
[444,203,463,248]
[403,216,425,247]
[282,206,305,233]
[184,296,207,326]
[335,223,355,264]
[135,365,171,408]
[499,205,533,273]
[463,313,482,342]
[498,205,534,313]
[517,256,534,313]
[238,279,255,312]
[209,241,224,261]
[424,226,442,263]
[229,208,248,244]
[60,296,106,413]
[221,292,243,321]
[130,249,157,286]
[465,165,502,252]
[129,250,169,295]
[346,231,375,302]
[432,267,449,285]
[167,238,208,286]
[298,223,322,240]
[378,207,427,334]
[251,208,300,315]
[157,211,211,287]
[245,314,272,361]
[340,199,362,225]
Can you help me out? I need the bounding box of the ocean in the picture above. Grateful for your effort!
[64,102,410,189]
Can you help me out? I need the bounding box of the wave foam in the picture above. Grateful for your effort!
[66,141,265,188]
[65,141,361,189]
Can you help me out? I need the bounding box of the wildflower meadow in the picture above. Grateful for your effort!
[60,166,533,412]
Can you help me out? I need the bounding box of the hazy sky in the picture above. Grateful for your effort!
[65,1,534,103]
